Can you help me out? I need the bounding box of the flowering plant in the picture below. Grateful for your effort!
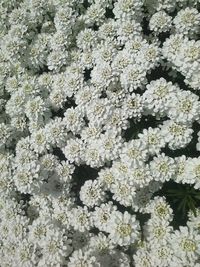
[0,0,200,266]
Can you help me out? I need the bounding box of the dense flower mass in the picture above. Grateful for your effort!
[0,0,200,266]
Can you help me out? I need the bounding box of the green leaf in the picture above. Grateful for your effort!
[194,195,200,200]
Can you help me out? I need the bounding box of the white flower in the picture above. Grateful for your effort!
[187,208,200,231]
[65,66,84,95]
[25,96,47,121]
[79,180,105,208]
[77,29,97,51]
[0,122,12,148]
[162,33,186,62]
[26,33,50,69]
[86,98,112,126]
[40,154,58,173]
[20,77,40,96]
[136,44,161,70]
[2,214,29,242]
[161,120,193,150]
[56,160,75,182]
[173,7,200,36]
[97,130,123,162]
[63,107,85,133]
[83,2,106,26]
[14,239,38,267]
[144,218,172,244]
[133,248,153,267]
[91,62,116,88]
[103,107,129,133]
[169,226,200,263]
[112,49,133,75]
[111,160,130,180]
[110,179,136,207]
[146,197,173,222]
[6,90,25,117]
[143,78,178,116]
[150,243,179,267]
[52,200,72,229]
[80,123,102,142]
[70,206,93,232]
[121,93,144,119]
[149,11,172,33]
[88,233,115,258]
[125,36,147,53]
[80,50,94,69]
[138,127,166,155]
[93,41,117,64]
[173,155,191,184]
[28,217,53,244]
[39,229,72,266]
[30,128,50,154]
[62,138,85,165]
[92,202,118,232]
[128,163,153,188]
[13,163,42,194]
[117,19,142,44]
[54,6,75,32]
[47,49,68,72]
[120,64,147,92]
[74,85,99,108]
[178,40,200,68]
[0,169,14,196]
[11,116,27,132]
[120,139,148,167]
[108,211,140,246]
[5,76,19,93]
[113,0,143,20]
[84,140,105,168]
[45,118,66,147]
[50,31,70,51]
[97,167,116,190]
[168,90,200,123]
[49,88,67,109]
[185,68,200,91]
[184,157,200,189]
[150,153,176,182]
[68,249,100,267]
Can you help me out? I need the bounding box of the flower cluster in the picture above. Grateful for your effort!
[0,0,200,266]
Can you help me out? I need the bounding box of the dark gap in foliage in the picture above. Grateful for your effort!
[158,31,171,45]
[84,68,92,81]
[51,108,65,118]
[83,0,90,9]
[99,91,107,98]
[146,65,171,82]
[142,16,151,36]
[105,7,115,19]
[53,147,67,161]
[37,65,51,75]
[92,24,99,31]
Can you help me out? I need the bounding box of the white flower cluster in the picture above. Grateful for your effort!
[0,0,200,266]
